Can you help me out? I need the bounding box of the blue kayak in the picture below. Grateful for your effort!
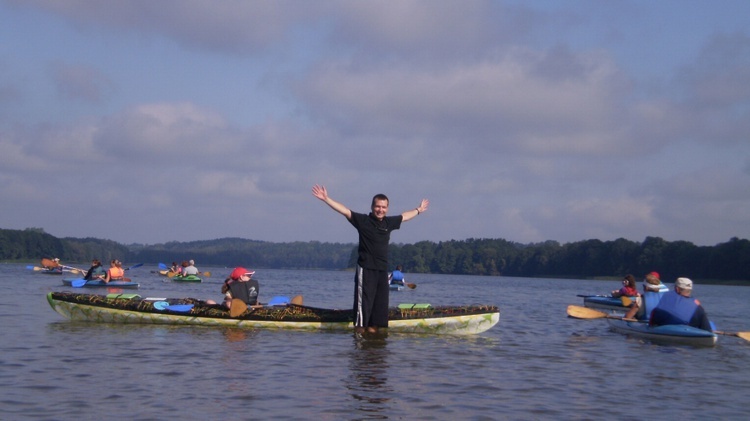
[62,279,140,289]
[582,295,630,312]
[607,318,717,347]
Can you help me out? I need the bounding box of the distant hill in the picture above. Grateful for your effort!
[3,228,749,283]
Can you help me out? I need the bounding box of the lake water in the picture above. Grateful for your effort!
[1,263,748,420]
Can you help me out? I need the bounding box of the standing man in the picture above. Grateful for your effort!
[312,184,429,334]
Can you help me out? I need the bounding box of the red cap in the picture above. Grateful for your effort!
[647,271,660,279]
[230,267,255,280]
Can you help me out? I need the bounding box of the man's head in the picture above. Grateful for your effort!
[371,194,389,220]
[674,277,693,296]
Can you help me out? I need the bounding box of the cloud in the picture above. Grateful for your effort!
[1,1,749,246]
[49,61,114,102]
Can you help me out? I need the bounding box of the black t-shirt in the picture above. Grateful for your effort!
[349,211,403,271]
[228,279,260,305]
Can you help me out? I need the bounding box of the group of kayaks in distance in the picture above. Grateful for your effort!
[568,271,750,347]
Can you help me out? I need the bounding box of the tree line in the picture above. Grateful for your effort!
[3,228,749,283]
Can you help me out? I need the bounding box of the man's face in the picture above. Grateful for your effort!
[371,198,389,220]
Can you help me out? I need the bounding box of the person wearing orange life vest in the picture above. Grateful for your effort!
[104,259,128,283]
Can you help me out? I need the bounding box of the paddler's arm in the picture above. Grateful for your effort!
[401,198,429,222]
[312,184,352,219]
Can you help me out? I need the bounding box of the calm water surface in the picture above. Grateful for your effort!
[1,263,749,420]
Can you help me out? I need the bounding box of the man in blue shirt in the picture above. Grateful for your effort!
[389,265,406,286]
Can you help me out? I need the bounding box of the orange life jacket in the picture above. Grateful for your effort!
[109,267,125,279]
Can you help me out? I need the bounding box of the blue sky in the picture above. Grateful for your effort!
[1,1,749,246]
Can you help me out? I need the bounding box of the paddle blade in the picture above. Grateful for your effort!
[41,258,58,268]
[71,279,87,288]
[125,263,144,270]
[154,301,169,310]
[202,271,211,277]
[26,265,35,270]
[736,332,750,341]
[165,304,194,313]
[406,283,417,289]
[567,305,608,319]
[268,296,290,306]
[229,299,248,317]
[290,295,304,305]
[167,271,176,278]
[158,263,168,270]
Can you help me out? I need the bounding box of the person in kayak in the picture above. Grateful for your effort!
[649,277,712,331]
[84,259,106,280]
[623,271,668,320]
[170,261,182,275]
[104,259,129,283]
[611,274,638,299]
[220,267,259,309]
[182,260,200,276]
[389,265,406,286]
[312,184,429,334]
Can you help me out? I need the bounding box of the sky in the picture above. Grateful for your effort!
[1,1,749,247]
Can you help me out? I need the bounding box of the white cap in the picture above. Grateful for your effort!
[675,277,693,290]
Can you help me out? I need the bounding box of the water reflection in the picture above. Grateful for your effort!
[345,332,392,417]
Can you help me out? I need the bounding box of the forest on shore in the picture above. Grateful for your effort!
[2,227,749,284]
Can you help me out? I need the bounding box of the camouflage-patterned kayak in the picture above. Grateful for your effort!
[46,292,500,335]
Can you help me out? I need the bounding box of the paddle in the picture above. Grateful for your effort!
[229,298,248,317]
[71,278,88,288]
[713,331,750,341]
[41,258,59,268]
[124,263,144,271]
[158,263,168,270]
[406,282,417,289]
[60,265,87,275]
[229,295,304,317]
[566,305,639,322]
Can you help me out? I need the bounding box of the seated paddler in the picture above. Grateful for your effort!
[84,259,106,280]
[104,259,129,283]
[221,267,259,309]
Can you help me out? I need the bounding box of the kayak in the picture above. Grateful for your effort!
[40,268,64,275]
[62,279,140,289]
[171,275,202,283]
[390,284,404,291]
[582,295,630,312]
[46,292,500,335]
[607,318,717,347]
